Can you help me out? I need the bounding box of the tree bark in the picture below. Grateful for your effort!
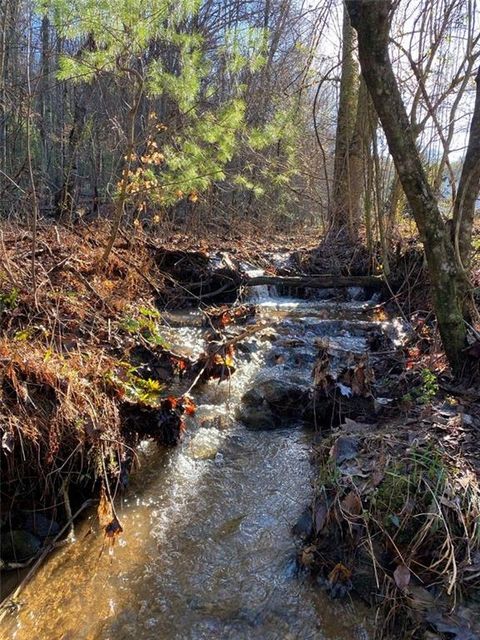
[452,66,480,269]
[348,77,369,234]
[331,6,359,237]
[345,0,469,373]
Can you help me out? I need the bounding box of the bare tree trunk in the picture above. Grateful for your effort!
[0,1,8,178]
[385,173,403,243]
[345,0,470,373]
[26,14,38,300]
[331,6,359,237]
[371,117,390,276]
[348,77,368,233]
[55,94,85,221]
[39,15,51,207]
[364,143,374,255]
[453,66,480,269]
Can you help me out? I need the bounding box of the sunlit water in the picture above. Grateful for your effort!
[1,287,385,640]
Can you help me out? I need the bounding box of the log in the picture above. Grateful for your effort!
[242,274,383,289]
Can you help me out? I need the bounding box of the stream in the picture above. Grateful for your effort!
[1,285,381,640]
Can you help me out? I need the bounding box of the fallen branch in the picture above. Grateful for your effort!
[242,274,384,289]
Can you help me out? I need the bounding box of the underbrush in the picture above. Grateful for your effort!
[301,289,480,639]
[303,420,480,638]
[0,221,233,571]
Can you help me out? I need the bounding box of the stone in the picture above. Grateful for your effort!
[189,430,222,460]
[23,512,60,539]
[1,529,42,562]
[330,436,360,464]
[237,377,310,429]
[292,508,313,539]
[236,403,276,430]
[247,378,310,413]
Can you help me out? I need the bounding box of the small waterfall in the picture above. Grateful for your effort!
[243,267,277,303]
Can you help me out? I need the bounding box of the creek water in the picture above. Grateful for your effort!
[1,286,383,640]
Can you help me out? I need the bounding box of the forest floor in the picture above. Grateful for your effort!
[1,220,479,639]
[299,333,480,639]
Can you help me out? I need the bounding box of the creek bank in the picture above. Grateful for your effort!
[296,302,480,639]
[1,248,377,640]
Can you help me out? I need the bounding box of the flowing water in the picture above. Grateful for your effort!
[1,286,384,640]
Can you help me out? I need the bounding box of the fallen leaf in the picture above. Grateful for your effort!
[330,436,359,463]
[97,486,113,528]
[341,491,362,516]
[301,545,316,567]
[314,500,328,533]
[394,564,411,591]
[328,562,352,584]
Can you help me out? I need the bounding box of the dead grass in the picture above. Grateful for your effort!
[303,397,480,639]
[0,220,207,531]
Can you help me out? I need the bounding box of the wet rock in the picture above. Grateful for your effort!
[250,379,310,412]
[198,412,230,430]
[292,508,313,539]
[314,288,338,301]
[236,403,276,430]
[347,286,366,301]
[189,430,222,460]
[1,529,42,562]
[237,377,310,429]
[22,512,60,540]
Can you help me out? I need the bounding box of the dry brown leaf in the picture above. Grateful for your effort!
[328,562,352,584]
[301,545,316,567]
[341,491,362,516]
[394,563,411,591]
[97,486,113,528]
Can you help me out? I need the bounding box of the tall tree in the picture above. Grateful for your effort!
[345,0,480,373]
[330,6,359,238]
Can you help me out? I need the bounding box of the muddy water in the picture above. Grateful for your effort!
[1,290,379,640]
